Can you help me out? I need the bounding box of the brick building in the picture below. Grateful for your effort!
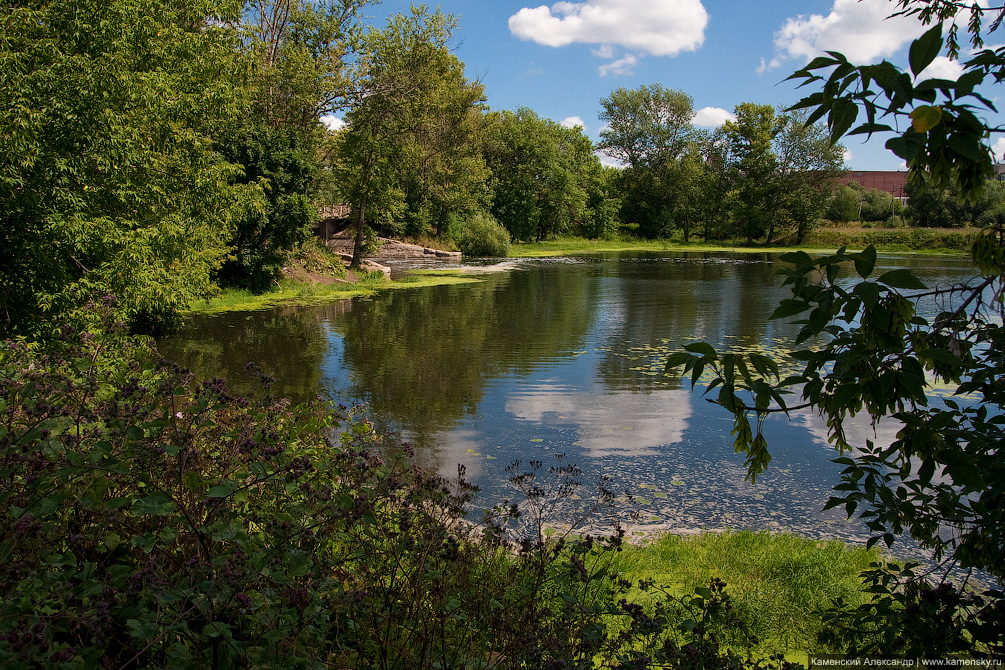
[839,170,908,200]
[840,165,1005,201]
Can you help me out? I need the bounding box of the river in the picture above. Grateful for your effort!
[159,250,980,551]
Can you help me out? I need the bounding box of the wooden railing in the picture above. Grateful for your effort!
[318,204,351,220]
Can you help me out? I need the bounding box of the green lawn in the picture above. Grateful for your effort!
[610,530,881,660]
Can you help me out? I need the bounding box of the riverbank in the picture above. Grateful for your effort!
[189,229,973,315]
[509,228,976,257]
[186,271,484,314]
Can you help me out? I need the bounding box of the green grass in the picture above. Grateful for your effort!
[188,272,485,314]
[508,235,848,258]
[610,531,881,659]
[509,231,971,258]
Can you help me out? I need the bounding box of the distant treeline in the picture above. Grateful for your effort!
[0,0,991,338]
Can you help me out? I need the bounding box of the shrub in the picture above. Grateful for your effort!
[292,236,347,278]
[455,212,511,257]
[1,308,787,668]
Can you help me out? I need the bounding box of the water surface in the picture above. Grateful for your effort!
[160,251,980,547]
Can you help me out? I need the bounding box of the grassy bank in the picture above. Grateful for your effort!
[510,232,974,258]
[191,227,973,314]
[803,226,977,252]
[612,531,881,660]
[187,270,483,314]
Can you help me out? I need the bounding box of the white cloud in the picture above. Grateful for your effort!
[692,106,736,127]
[769,0,927,68]
[509,0,708,56]
[320,114,345,131]
[560,116,587,130]
[592,44,616,59]
[993,137,1005,162]
[843,148,853,163]
[916,55,964,81]
[504,383,693,458]
[597,153,624,168]
[598,52,638,77]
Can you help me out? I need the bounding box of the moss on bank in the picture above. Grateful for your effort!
[188,270,484,314]
[612,531,881,659]
[509,230,973,257]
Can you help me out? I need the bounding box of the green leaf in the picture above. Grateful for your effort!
[848,123,894,136]
[770,299,810,320]
[877,269,926,290]
[909,24,944,77]
[207,481,237,498]
[718,386,738,413]
[886,131,926,161]
[690,362,705,388]
[683,341,717,358]
[829,98,859,143]
[910,105,943,132]
[664,352,692,371]
[948,133,985,162]
[853,282,882,308]
[31,495,62,517]
[133,492,175,516]
[920,348,960,366]
[850,246,877,278]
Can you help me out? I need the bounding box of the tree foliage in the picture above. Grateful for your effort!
[214,123,319,291]
[720,103,783,245]
[0,0,257,337]
[667,3,1005,651]
[598,85,700,239]
[244,0,373,133]
[483,108,599,243]
[334,6,478,266]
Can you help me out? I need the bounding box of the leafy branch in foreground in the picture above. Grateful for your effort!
[786,21,995,203]
[666,240,1005,653]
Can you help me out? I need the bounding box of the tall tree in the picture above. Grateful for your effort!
[598,84,696,171]
[210,0,372,291]
[0,0,256,336]
[334,7,469,267]
[773,108,846,243]
[482,109,598,242]
[720,103,782,245]
[598,84,698,239]
[245,0,372,134]
[395,60,490,240]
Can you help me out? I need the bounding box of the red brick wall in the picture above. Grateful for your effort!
[839,171,908,197]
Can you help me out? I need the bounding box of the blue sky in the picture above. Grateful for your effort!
[351,0,1003,171]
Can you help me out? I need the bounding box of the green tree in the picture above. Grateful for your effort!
[0,0,256,337]
[395,64,490,240]
[697,134,734,241]
[826,183,862,223]
[581,165,623,240]
[773,108,846,243]
[334,6,468,267]
[245,0,372,133]
[482,108,598,242]
[214,124,318,291]
[210,1,372,291]
[720,103,782,245]
[598,84,698,239]
[906,182,972,228]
